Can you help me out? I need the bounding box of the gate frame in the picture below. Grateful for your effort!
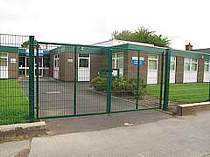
[34,40,167,119]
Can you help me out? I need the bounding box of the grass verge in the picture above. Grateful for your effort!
[0,79,29,125]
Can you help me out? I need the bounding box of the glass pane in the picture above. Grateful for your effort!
[192,59,197,63]
[149,55,158,60]
[54,60,59,68]
[112,59,116,69]
[117,58,123,69]
[26,58,29,67]
[0,53,7,57]
[184,63,190,71]
[43,58,49,67]
[79,54,89,57]
[149,60,157,70]
[204,64,209,71]
[19,57,25,67]
[191,63,197,71]
[0,58,7,66]
[170,62,175,71]
[79,58,89,67]
[171,56,175,62]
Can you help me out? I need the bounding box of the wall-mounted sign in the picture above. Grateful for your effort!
[130,57,144,66]
[10,58,16,63]
[67,58,73,63]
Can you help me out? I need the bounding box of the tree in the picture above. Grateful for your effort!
[112,27,170,47]
[21,40,39,48]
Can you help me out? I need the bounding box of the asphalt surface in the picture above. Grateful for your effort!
[1,110,210,157]
[21,78,158,118]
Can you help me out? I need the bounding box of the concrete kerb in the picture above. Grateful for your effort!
[0,121,47,143]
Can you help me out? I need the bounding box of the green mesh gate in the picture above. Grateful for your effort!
[35,41,164,118]
[3,33,210,124]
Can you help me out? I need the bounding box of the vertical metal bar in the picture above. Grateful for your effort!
[36,45,39,119]
[208,62,210,101]
[74,46,77,115]
[163,49,171,110]
[159,53,164,109]
[29,36,35,121]
[107,48,112,113]
[135,51,140,109]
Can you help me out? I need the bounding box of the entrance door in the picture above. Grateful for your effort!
[170,56,176,83]
[147,55,158,84]
[204,60,210,82]
[0,53,8,79]
[78,54,90,81]
[53,55,59,79]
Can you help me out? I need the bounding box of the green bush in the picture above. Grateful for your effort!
[91,76,146,100]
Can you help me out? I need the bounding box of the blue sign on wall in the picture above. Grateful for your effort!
[130,57,144,66]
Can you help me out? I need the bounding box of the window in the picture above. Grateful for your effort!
[204,61,209,72]
[54,55,59,68]
[112,53,124,76]
[170,56,176,71]
[148,55,158,70]
[79,58,89,67]
[79,53,89,57]
[19,57,25,67]
[191,59,198,71]
[0,53,8,66]
[43,58,49,67]
[184,58,198,72]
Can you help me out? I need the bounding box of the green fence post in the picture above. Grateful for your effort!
[163,48,171,110]
[107,48,112,113]
[36,44,39,119]
[29,36,35,121]
[208,68,210,101]
[74,46,77,115]
[135,51,140,110]
[159,53,164,109]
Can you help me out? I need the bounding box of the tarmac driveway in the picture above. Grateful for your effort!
[21,78,154,118]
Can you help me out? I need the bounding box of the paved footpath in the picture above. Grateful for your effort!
[1,111,210,157]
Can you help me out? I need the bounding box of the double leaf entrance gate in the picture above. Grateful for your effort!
[0,34,174,124]
[33,38,168,119]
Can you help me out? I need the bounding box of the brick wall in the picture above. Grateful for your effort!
[175,56,184,83]
[59,53,75,81]
[8,53,18,79]
[197,58,204,83]
[126,51,148,83]
[90,53,107,80]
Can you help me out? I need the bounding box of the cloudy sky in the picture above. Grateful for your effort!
[0,0,209,49]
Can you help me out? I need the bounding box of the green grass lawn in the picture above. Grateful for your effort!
[0,80,29,125]
[147,83,209,103]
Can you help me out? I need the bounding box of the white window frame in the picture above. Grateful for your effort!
[170,56,176,72]
[112,53,124,76]
[204,60,209,72]
[0,53,8,67]
[54,55,59,68]
[148,55,158,71]
[184,58,198,72]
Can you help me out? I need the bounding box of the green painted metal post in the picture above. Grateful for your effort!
[135,51,140,109]
[208,68,210,101]
[74,46,77,115]
[163,49,171,110]
[107,48,112,113]
[29,36,35,121]
[159,53,164,109]
[36,45,39,119]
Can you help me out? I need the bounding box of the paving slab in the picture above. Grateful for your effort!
[0,140,30,157]
[29,111,210,157]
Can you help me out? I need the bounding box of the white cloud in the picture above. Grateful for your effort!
[0,0,209,49]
